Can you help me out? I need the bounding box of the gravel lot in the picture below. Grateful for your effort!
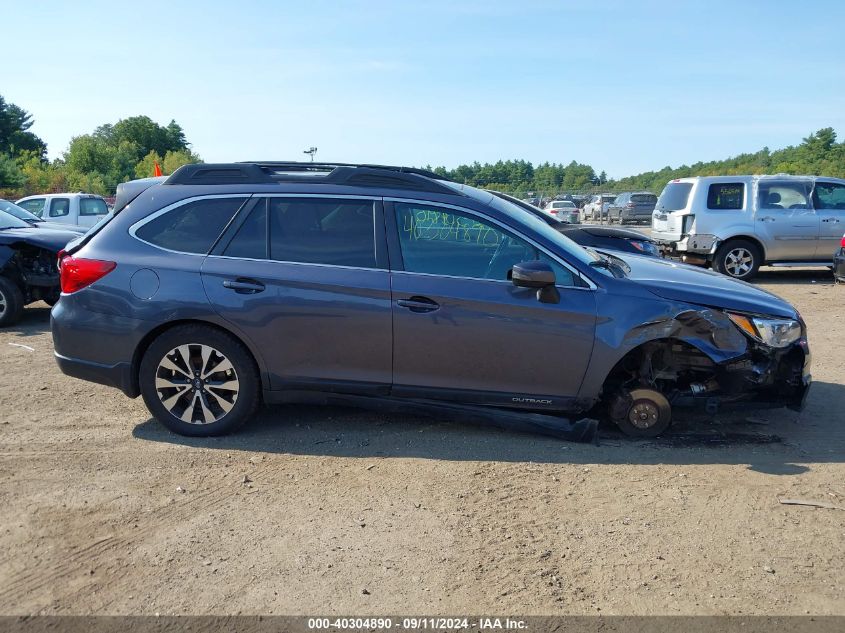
[1,268,843,615]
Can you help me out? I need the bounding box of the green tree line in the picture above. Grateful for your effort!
[0,94,200,198]
[3,92,845,200]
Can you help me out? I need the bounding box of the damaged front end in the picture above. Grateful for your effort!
[604,307,810,436]
[0,242,61,305]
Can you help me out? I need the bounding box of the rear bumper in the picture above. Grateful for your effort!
[54,353,138,397]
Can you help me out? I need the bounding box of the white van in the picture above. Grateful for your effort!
[15,193,110,229]
[652,175,845,280]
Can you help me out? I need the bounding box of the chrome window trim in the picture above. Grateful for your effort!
[385,196,597,290]
[204,254,385,273]
[129,194,252,255]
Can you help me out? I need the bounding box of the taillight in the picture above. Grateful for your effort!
[57,249,67,271]
[625,202,635,208]
[841,234,845,248]
[60,256,116,294]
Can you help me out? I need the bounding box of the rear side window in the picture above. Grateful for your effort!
[269,198,376,268]
[224,201,268,259]
[79,197,108,216]
[707,183,744,210]
[49,198,70,217]
[656,182,692,211]
[136,197,245,254]
[18,198,45,217]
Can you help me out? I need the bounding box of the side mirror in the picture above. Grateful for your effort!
[511,260,560,304]
[512,260,555,288]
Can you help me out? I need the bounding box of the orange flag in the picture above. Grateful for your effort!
[153,162,162,177]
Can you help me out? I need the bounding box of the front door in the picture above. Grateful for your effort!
[387,201,596,410]
[202,196,393,393]
[754,179,819,260]
[812,181,845,259]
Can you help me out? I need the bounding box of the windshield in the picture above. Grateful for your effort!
[0,199,40,222]
[0,209,32,229]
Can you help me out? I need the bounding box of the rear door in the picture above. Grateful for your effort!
[812,180,845,258]
[754,179,819,260]
[202,195,393,393]
[386,200,596,410]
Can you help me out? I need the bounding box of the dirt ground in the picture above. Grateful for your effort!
[1,268,843,616]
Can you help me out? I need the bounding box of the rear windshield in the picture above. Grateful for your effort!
[656,182,692,212]
[631,194,657,204]
[601,195,616,202]
[80,198,108,216]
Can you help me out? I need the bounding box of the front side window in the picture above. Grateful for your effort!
[18,198,45,217]
[813,182,845,209]
[269,198,376,268]
[79,197,108,216]
[395,203,575,286]
[135,197,246,254]
[49,198,70,217]
[758,180,812,209]
[707,183,744,210]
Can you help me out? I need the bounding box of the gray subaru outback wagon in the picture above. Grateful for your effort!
[52,162,811,439]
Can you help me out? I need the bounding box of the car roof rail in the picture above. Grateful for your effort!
[163,161,458,195]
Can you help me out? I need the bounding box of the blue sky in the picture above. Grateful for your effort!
[4,0,844,178]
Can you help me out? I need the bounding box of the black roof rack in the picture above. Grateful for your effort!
[163,161,456,194]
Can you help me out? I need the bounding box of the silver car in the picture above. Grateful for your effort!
[652,175,845,280]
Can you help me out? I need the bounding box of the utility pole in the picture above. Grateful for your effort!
[303,147,318,162]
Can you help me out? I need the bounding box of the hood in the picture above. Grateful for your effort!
[575,224,652,240]
[0,226,79,252]
[37,220,88,234]
[617,253,798,319]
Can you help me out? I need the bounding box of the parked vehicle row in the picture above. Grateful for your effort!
[51,162,810,441]
[652,175,845,280]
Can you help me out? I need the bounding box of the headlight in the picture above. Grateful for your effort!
[727,313,802,348]
[629,240,660,256]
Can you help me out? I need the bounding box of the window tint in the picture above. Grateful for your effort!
[813,182,845,209]
[631,194,657,204]
[79,197,108,216]
[49,198,70,217]
[224,201,267,259]
[707,183,744,210]
[18,198,45,217]
[656,182,692,211]
[395,203,575,286]
[758,181,812,210]
[136,197,245,254]
[269,198,376,267]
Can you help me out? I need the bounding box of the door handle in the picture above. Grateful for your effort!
[396,296,440,313]
[822,217,840,223]
[222,278,266,294]
[758,216,775,222]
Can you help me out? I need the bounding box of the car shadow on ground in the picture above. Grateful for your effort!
[133,380,845,474]
[5,304,51,337]
[751,267,836,285]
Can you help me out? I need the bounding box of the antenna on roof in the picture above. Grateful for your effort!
[303,147,318,162]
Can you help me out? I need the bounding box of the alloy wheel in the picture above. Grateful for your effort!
[154,343,240,424]
[724,247,754,277]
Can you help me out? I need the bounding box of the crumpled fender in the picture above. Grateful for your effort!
[576,295,749,406]
[0,244,15,269]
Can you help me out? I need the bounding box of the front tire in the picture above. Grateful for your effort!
[0,276,24,328]
[139,324,260,436]
[713,239,761,280]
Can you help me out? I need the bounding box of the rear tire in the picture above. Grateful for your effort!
[139,324,260,436]
[713,239,761,281]
[0,276,24,328]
